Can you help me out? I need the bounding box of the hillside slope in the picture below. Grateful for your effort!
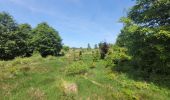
[0,54,170,100]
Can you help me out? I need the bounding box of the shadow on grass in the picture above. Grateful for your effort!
[113,63,170,90]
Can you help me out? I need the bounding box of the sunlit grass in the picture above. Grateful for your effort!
[0,53,170,100]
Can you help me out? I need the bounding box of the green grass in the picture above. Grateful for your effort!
[0,54,170,100]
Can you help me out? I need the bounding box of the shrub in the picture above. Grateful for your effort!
[105,45,131,68]
[20,66,30,72]
[99,42,109,59]
[92,50,100,62]
[63,45,69,52]
[79,51,82,60]
[72,50,81,61]
[66,61,88,75]
[89,62,96,69]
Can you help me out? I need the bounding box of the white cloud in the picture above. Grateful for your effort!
[8,0,55,15]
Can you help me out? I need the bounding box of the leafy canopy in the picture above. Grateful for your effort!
[32,22,62,57]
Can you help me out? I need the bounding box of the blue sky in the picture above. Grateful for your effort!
[0,0,135,48]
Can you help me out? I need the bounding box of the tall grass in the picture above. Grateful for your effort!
[0,53,170,100]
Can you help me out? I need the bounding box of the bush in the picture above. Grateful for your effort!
[92,50,100,62]
[99,42,109,59]
[89,62,96,69]
[105,45,131,68]
[63,45,69,52]
[66,61,88,75]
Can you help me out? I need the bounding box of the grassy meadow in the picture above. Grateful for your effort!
[0,0,170,100]
[0,51,170,100]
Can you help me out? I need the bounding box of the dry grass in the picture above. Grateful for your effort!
[28,87,46,100]
[59,79,78,94]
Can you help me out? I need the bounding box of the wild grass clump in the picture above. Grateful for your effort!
[11,57,32,66]
[0,61,6,67]
[89,62,96,69]
[66,61,88,75]
[0,54,42,68]
[0,53,44,80]
[28,87,46,100]
[46,55,57,60]
[105,72,117,80]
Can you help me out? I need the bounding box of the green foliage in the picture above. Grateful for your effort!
[66,61,88,75]
[92,50,100,61]
[79,51,82,60]
[32,22,62,57]
[0,12,63,60]
[116,0,170,76]
[63,45,69,52]
[99,42,109,59]
[128,0,170,27]
[0,12,31,59]
[18,24,33,57]
[90,62,96,69]
[106,45,131,68]
[0,53,170,99]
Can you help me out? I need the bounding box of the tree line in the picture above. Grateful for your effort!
[0,12,62,60]
[1,0,169,77]
[105,0,170,77]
